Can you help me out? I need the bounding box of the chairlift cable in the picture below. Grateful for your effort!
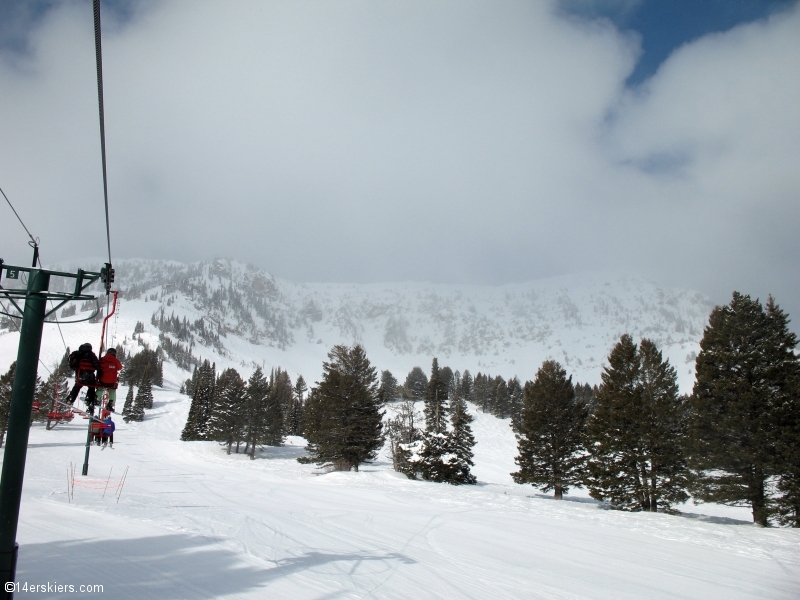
[93,0,113,268]
[0,185,68,360]
[0,185,37,247]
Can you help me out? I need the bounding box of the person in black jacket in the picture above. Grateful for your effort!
[67,342,100,410]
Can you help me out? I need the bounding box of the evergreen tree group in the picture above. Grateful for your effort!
[180,359,295,458]
[121,347,164,387]
[392,359,478,485]
[509,337,685,510]
[205,368,247,453]
[470,372,524,421]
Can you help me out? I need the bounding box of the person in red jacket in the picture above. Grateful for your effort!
[97,347,123,412]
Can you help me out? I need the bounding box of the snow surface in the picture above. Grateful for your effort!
[7,368,800,599]
[3,262,798,598]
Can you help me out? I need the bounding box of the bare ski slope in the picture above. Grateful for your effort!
[9,370,800,599]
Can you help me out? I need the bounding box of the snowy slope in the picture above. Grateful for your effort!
[6,259,794,598]
[9,376,800,599]
[1,258,714,393]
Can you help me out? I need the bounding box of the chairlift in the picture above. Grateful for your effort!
[46,290,120,429]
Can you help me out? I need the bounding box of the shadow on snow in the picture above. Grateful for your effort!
[17,534,415,599]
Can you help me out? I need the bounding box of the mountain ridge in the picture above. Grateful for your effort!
[2,258,714,391]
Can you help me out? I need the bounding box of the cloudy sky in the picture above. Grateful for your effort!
[1,0,798,324]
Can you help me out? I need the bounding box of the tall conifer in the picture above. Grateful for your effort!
[299,345,383,471]
[290,375,307,436]
[127,384,147,422]
[418,358,453,481]
[586,335,688,511]
[691,293,799,525]
[447,386,477,484]
[207,368,247,454]
[122,385,135,422]
[512,361,587,499]
[181,360,215,440]
[245,367,270,459]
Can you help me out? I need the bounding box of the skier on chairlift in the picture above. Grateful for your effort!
[101,410,115,448]
[67,342,100,411]
[98,347,123,411]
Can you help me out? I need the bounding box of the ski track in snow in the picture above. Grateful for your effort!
[5,372,800,599]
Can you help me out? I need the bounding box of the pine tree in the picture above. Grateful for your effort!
[127,382,147,422]
[508,377,524,429]
[424,358,448,434]
[122,385,135,422]
[461,370,473,400]
[206,368,247,454]
[471,373,490,412]
[690,293,799,526]
[140,368,154,409]
[181,360,215,440]
[418,429,451,482]
[299,344,383,471]
[122,347,162,387]
[379,370,399,403]
[404,367,428,400]
[764,297,800,527]
[449,370,462,404]
[689,293,787,526]
[585,335,644,509]
[586,335,688,512]
[512,361,587,499]
[494,377,509,418]
[266,368,290,446]
[637,339,689,511]
[574,383,597,414]
[0,362,16,448]
[290,375,307,436]
[447,385,477,484]
[419,358,451,481]
[245,367,269,459]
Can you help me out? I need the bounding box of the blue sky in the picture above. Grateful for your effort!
[562,0,798,83]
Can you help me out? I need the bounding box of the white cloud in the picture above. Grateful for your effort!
[1,0,797,322]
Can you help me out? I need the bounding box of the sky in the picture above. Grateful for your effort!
[1,0,799,327]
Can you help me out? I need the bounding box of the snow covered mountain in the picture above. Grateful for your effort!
[2,258,713,392]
